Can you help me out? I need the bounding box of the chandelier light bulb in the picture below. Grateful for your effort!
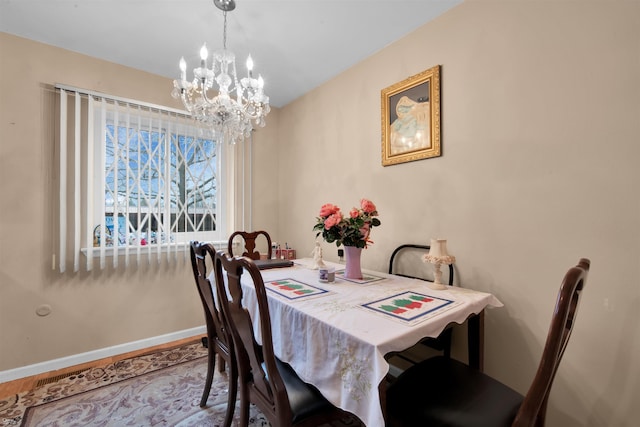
[179,57,186,80]
[200,44,208,62]
[246,55,254,77]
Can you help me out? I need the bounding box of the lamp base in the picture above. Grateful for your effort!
[428,260,449,290]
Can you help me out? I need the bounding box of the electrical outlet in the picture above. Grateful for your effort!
[36,304,52,316]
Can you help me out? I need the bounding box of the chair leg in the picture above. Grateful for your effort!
[442,328,453,358]
[199,345,216,407]
[222,358,238,427]
[239,383,250,427]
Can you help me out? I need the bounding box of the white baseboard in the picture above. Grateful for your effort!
[0,326,206,384]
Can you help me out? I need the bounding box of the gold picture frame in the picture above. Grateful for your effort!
[381,65,441,166]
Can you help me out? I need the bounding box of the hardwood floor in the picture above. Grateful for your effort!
[0,334,205,398]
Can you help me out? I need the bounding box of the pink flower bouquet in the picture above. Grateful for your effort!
[313,199,381,249]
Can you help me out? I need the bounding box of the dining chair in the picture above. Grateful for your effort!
[227,230,273,260]
[388,243,455,359]
[385,258,590,427]
[189,241,237,427]
[213,250,353,427]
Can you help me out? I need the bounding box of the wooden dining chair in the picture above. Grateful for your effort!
[386,258,590,427]
[388,244,455,359]
[213,250,353,427]
[227,230,273,260]
[189,241,237,427]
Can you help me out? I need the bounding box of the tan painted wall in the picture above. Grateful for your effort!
[276,2,639,426]
[0,32,281,370]
[1,0,639,425]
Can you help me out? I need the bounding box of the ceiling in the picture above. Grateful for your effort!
[0,0,462,108]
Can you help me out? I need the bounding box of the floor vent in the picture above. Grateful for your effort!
[35,369,88,388]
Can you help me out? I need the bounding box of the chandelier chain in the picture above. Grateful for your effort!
[222,10,228,50]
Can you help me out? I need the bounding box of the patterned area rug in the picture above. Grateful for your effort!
[0,342,362,427]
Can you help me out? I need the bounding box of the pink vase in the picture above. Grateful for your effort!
[344,246,363,280]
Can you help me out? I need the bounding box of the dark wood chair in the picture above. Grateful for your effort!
[386,258,590,427]
[212,250,353,427]
[227,230,272,260]
[388,244,455,359]
[189,241,237,427]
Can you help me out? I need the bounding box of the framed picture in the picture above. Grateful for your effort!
[381,65,441,166]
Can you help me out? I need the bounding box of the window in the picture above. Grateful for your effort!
[99,109,220,248]
[56,86,244,272]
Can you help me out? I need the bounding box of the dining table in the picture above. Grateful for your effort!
[220,258,503,427]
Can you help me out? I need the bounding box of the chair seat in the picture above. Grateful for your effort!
[387,356,524,427]
[267,358,336,424]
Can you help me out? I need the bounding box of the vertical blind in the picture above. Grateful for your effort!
[56,84,231,272]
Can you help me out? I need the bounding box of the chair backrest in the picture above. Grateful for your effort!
[513,258,590,426]
[213,250,292,423]
[228,230,273,260]
[189,241,231,353]
[389,244,454,286]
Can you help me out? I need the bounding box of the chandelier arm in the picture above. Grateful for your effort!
[240,104,265,120]
[199,81,242,108]
[179,88,196,114]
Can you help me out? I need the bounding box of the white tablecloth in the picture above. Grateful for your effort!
[225,259,503,427]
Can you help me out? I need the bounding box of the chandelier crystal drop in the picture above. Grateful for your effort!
[171,0,270,144]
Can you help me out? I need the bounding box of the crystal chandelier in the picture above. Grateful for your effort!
[171,0,270,144]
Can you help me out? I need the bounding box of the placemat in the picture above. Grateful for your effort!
[265,278,331,301]
[361,291,462,325]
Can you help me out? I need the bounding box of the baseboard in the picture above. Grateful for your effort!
[0,326,206,383]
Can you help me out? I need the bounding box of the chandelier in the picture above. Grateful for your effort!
[171,0,270,144]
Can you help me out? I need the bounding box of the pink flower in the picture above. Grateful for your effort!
[319,203,339,217]
[359,223,370,238]
[349,208,359,219]
[324,212,343,230]
[361,198,377,214]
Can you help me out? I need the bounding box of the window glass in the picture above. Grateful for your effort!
[95,106,223,247]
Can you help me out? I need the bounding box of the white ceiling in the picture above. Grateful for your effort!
[0,0,462,107]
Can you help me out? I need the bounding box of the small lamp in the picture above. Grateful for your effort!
[423,238,456,290]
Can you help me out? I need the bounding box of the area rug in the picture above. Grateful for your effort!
[0,342,362,427]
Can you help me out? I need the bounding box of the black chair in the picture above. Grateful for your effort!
[227,230,273,260]
[388,244,454,359]
[189,241,237,427]
[386,258,590,427]
[389,244,454,285]
[213,250,353,427]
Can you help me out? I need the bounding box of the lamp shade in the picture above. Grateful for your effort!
[429,239,450,257]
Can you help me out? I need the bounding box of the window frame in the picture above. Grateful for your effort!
[91,104,227,252]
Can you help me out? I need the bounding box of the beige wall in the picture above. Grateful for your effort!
[1,0,639,425]
[276,2,639,426]
[0,31,205,367]
[0,32,279,371]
